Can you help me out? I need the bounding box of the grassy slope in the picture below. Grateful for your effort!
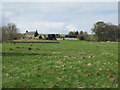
[2,40,118,88]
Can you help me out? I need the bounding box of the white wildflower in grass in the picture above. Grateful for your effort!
[52,52,60,54]
[76,70,81,72]
[104,63,106,65]
[61,65,65,67]
[87,63,92,66]
[90,55,95,57]
[80,52,85,54]
[106,86,110,88]
[78,61,82,63]
[102,65,105,68]
[96,61,100,64]
[72,56,77,58]
[64,56,69,58]
[88,56,91,58]
[52,52,56,54]
[3,66,6,69]
[107,75,109,78]
[99,68,102,70]
[70,66,73,68]
[5,73,9,77]
[110,53,114,55]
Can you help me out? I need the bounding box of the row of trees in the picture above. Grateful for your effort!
[68,31,79,35]
[0,23,21,42]
[66,31,89,40]
[77,31,89,40]
[66,22,119,42]
[92,22,120,42]
[0,22,119,42]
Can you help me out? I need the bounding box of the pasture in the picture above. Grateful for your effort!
[2,40,118,88]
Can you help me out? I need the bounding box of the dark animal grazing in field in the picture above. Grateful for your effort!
[36,48,40,50]
[96,73,100,76]
[16,47,20,48]
[90,55,94,57]
[82,56,86,59]
[14,42,16,45]
[28,47,32,50]
[30,45,33,46]
[21,80,25,82]
[10,48,13,50]
[96,46,99,47]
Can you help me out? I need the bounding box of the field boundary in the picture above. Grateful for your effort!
[11,41,60,43]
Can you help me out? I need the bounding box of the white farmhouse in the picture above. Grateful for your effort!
[25,30,39,39]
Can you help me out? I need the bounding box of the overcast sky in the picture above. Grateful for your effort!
[1,2,118,34]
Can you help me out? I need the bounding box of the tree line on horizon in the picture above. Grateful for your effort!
[92,22,120,42]
[66,21,120,42]
[0,21,120,42]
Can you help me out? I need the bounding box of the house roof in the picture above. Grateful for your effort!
[25,32,36,36]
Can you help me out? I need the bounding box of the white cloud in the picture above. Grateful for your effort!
[2,4,25,25]
[1,2,118,34]
[15,21,68,34]
[66,25,80,31]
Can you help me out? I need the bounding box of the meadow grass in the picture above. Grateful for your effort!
[2,40,118,88]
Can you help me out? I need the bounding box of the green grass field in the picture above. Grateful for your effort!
[2,40,118,88]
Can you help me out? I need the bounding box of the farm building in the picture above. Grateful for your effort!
[65,34,77,38]
[24,30,39,39]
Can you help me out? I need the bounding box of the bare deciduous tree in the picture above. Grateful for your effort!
[1,23,18,42]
